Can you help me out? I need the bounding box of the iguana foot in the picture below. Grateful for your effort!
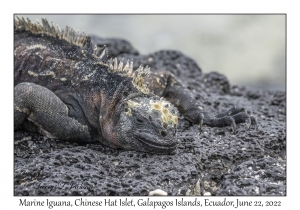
[14,82,91,141]
[204,106,257,133]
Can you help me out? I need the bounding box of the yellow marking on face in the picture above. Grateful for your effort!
[162,115,167,123]
[150,100,178,125]
[153,104,160,110]
[127,100,140,108]
[27,71,38,77]
[151,101,162,111]
[125,108,132,116]
[173,116,178,124]
[124,100,140,116]
[162,108,168,114]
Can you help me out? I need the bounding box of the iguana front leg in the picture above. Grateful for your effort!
[146,71,257,132]
[14,82,92,141]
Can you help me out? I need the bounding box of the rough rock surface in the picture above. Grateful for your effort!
[14,36,286,196]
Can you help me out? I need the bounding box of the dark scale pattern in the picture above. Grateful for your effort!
[14,35,286,196]
[14,83,91,141]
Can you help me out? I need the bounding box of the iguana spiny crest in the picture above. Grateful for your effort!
[14,16,151,94]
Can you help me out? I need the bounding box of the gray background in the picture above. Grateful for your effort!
[21,14,286,91]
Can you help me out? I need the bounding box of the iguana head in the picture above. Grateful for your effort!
[99,59,178,154]
[101,92,179,154]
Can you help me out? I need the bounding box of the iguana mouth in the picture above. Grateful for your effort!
[134,131,177,153]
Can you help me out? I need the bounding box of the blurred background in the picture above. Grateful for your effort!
[20,14,286,91]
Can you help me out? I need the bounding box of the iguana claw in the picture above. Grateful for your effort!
[228,116,237,134]
[250,116,258,130]
[245,117,251,130]
[199,112,204,131]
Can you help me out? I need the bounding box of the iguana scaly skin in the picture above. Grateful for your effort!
[14,17,257,154]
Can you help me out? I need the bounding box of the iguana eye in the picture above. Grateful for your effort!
[123,91,129,97]
[160,130,168,137]
[135,117,144,124]
[124,104,129,112]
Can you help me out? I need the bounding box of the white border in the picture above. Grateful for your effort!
[2,0,296,209]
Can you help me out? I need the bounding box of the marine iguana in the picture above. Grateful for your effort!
[14,17,257,154]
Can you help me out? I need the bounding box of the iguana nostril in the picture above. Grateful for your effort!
[160,130,168,137]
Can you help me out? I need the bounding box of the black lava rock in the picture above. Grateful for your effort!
[14,36,286,196]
